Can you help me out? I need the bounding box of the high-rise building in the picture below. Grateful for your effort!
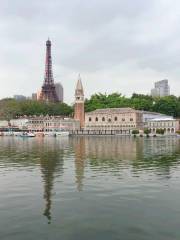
[32,93,37,100]
[55,83,63,102]
[74,74,85,128]
[39,39,59,102]
[13,95,26,101]
[151,79,170,97]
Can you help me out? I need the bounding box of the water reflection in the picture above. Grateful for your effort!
[0,136,179,225]
[38,139,65,224]
[73,137,86,191]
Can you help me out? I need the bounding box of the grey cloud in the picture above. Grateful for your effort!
[0,0,179,101]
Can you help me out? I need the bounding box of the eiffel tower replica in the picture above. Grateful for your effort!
[39,39,59,102]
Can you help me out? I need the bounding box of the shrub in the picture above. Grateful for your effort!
[144,128,151,135]
[156,128,165,135]
[132,130,139,135]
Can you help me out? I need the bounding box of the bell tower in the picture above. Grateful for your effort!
[74,74,85,128]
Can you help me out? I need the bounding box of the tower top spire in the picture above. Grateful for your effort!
[46,38,51,45]
[75,74,84,96]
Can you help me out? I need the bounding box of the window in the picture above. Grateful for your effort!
[114,117,118,121]
[108,118,111,122]
[130,118,133,121]
[89,117,92,122]
[95,117,98,122]
[102,117,105,121]
[122,118,125,121]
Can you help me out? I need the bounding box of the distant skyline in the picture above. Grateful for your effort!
[0,0,180,104]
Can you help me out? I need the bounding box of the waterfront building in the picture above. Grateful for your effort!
[142,111,173,123]
[39,39,59,102]
[10,118,29,129]
[55,83,63,102]
[74,75,85,128]
[0,120,9,127]
[151,79,170,97]
[145,118,179,134]
[85,108,143,134]
[27,116,80,132]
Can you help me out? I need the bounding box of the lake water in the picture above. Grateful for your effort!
[0,136,180,240]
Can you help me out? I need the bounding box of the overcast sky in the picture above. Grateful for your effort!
[0,0,180,103]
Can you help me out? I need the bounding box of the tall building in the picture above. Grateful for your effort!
[151,79,170,97]
[55,83,63,102]
[39,39,59,102]
[13,95,26,101]
[32,93,37,100]
[74,75,85,128]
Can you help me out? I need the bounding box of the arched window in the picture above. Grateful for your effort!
[130,118,133,121]
[108,118,111,122]
[114,117,118,121]
[89,117,92,122]
[95,117,98,122]
[102,117,105,121]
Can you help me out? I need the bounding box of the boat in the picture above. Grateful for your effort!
[44,131,69,137]
[20,132,36,137]
[55,131,69,137]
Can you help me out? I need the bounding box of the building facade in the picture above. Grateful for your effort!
[32,93,37,100]
[145,118,179,134]
[74,75,85,128]
[85,108,143,134]
[10,118,29,129]
[27,116,80,132]
[151,79,170,97]
[13,95,27,101]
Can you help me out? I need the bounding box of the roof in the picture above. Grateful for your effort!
[151,117,175,121]
[86,108,141,114]
[141,111,166,116]
[75,74,84,95]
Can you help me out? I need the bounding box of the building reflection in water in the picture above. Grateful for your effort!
[70,136,180,179]
[37,138,68,224]
[0,136,179,223]
[70,137,86,191]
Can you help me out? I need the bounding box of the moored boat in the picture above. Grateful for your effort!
[20,132,36,137]
[44,131,69,137]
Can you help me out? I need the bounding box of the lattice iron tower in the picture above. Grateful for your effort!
[39,39,59,102]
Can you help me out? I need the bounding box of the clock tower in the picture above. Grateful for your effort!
[74,75,85,128]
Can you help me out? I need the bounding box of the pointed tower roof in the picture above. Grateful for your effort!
[75,74,84,96]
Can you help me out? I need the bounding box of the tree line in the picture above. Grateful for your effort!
[0,93,179,120]
[0,99,73,120]
[85,93,180,117]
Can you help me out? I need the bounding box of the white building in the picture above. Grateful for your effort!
[142,111,173,123]
[0,120,9,127]
[151,79,170,97]
[145,118,179,134]
[27,116,80,132]
[10,118,29,129]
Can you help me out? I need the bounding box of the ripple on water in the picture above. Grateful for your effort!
[0,136,180,240]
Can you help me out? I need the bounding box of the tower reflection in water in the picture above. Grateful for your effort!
[39,136,180,223]
[0,136,179,224]
[38,138,67,224]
